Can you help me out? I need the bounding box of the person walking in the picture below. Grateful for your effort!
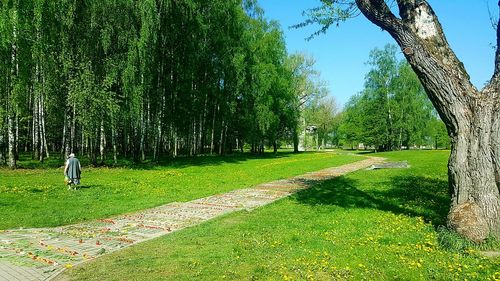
[64,153,82,190]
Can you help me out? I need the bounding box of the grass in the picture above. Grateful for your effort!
[61,150,500,281]
[0,150,361,229]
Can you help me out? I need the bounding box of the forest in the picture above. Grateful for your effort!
[0,0,328,168]
[0,0,447,168]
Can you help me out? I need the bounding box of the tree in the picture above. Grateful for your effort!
[285,53,325,152]
[338,45,435,151]
[392,60,435,148]
[304,96,339,149]
[427,116,450,149]
[301,0,500,242]
[338,94,364,149]
[362,44,399,150]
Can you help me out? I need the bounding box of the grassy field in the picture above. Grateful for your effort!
[61,150,500,281]
[0,151,360,229]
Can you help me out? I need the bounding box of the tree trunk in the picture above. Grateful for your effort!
[8,18,18,168]
[191,118,196,156]
[38,96,44,162]
[33,94,39,160]
[0,132,5,165]
[210,103,217,155]
[112,118,117,165]
[7,114,16,168]
[446,100,500,241]
[173,127,177,158]
[140,108,145,162]
[71,103,76,154]
[493,103,500,191]
[198,113,203,155]
[355,0,500,241]
[14,114,19,161]
[218,119,225,155]
[385,86,394,150]
[293,125,299,153]
[62,106,72,158]
[201,90,208,154]
[100,120,105,164]
[61,108,68,158]
[40,92,49,161]
[153,116,161,161]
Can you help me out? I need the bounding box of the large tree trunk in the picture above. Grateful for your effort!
[493,103,500,190]
[356,0,500,241]
[446,99,500,240]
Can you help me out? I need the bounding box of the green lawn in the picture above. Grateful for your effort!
[61,150,500,281]
[0,151,360,229]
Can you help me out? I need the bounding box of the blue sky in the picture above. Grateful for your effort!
[258,1,497,107]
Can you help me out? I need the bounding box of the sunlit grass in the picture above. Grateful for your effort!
[0,151,359,229]
[62,150,500,281]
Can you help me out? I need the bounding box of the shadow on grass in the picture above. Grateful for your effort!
[12,151,303,170]
[150,151,297,170]
[74,184,95,189]
[293,175,450,226]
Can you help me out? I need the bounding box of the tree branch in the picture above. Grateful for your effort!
[396,0,416,21]
[354,0,403,35]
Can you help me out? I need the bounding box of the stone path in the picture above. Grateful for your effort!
[0,156,384,281]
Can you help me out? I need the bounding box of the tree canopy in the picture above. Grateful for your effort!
[0,0,320,166]
[337,44,448,151]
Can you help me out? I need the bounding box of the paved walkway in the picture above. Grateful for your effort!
[0,156,384,281]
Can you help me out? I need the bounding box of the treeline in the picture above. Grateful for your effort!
[0,0,320,168]
[299,45,449,151]
[336,45,449,151]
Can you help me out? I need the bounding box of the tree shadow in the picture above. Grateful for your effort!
[123,151,301,170]
[292,175,449,226]
[11,151,304,170]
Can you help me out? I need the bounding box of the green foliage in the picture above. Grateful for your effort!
[304,96,339,148]
[292,0,358,40]
[0,0,315,164]
[284,53,327,151]
[337,45,450,150]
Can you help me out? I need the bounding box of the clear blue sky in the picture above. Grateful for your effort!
[258,1,497,107]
